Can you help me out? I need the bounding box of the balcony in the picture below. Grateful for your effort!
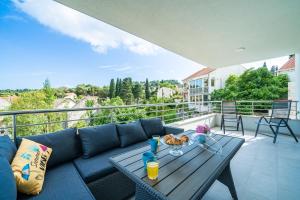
[0,101,299,199]
[0,74,294,196]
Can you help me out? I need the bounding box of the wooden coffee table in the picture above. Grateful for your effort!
[110,130,244,200]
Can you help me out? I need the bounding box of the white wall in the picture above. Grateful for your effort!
[208,65,246,93]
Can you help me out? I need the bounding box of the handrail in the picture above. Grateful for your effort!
[0,100,298,140]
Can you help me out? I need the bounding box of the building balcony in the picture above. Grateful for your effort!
[0,101,299,200]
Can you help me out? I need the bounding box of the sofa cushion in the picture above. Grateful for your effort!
[74,140,148,183]
[0,156,17,200]
[117,121,148,147]
[0,135,17,163]
[78,124,120,158]
[140,118,165,137]
[17,162,95,200]
[17,128,81,168]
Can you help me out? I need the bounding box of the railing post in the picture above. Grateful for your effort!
[220,101,223,114]
[62,111,68,129]
[252,102,254,115]
[13,114,17,143]
[156,105,158,118]
[110,109,114,123]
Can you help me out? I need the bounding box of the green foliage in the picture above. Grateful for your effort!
[120,78,133,105]
[109,79,116,98]
[89,97,146,125]
[159,81,176,90]
[43,78,55,105]
[145,78,150,100]
[132,82,143,103]
[4,91,66,136]
[211,67,288,101]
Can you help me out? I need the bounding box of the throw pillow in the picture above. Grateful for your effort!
[140,118,165,137]
[11,139,52,195]
[79,123,120,158]
[17,128,81,168]
[117,121,148,147]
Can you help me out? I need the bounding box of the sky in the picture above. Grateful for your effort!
[0,0,289,90]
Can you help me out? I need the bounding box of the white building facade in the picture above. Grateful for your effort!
[183,65,246,104]
[278,55,296,101]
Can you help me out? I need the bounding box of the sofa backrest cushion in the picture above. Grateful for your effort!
[140,118,165,137]
[0,135,17,163]
[78,124,120,158]
[0,156,17,200]
[117,121,148,147]
[17,128,81,168]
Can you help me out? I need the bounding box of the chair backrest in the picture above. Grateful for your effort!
[270,100,291,123]
[222,101,238,118]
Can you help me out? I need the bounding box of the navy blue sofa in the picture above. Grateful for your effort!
[0,118,184,200]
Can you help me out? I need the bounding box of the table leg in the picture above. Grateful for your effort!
[217,163,238,200]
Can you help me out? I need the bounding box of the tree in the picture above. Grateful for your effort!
[211,67,288,101]
[262,62,267,68]
[89,97,146,125]
[75,84,88,96]
[116,78,122,97]
[4,91,66,136]
[109,79,116,98]
[115,78,120,97]
[132,82,143,103]
[43,78,55,105]
[270,65,278,76]
[120,78,133,104]
[145,78,150,100]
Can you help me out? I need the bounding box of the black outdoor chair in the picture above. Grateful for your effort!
[255,100,298,143]
[221,101,244,135]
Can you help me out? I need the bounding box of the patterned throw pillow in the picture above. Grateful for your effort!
[11,138,52,195]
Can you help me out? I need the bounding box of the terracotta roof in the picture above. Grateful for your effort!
[183,67,215,81]
[279,56,295,72]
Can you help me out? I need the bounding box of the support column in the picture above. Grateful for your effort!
[295,53,300,118]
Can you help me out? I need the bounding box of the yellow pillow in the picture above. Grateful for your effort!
[11,138,52,195]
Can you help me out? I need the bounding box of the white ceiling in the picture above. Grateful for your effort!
[55,0,300,68]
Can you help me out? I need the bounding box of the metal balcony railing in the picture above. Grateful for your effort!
[0,101,298,140]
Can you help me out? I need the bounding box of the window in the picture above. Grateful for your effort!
[211,78,215,87]
[204,78,209,87]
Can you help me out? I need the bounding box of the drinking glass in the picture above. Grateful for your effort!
[147,160,159,180]
[152,135,160,145]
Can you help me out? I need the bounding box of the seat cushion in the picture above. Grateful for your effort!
[17,162,95,200]
[74,141,148,183]
[17,128,82,169]
[140,118,165,137]
[117,121,148,147]
[0,135,17,163]
[78,124,120,158]
[0,156,17,200]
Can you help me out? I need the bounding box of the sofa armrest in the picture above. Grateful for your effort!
[164,126,184,135]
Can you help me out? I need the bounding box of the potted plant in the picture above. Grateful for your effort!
[195,124,211,144]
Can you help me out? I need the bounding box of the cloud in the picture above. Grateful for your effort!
[97,65,114,69]
[114,66,132,72]
[1,15,26,22]
[97,64,133,72]
[13,0,161,55]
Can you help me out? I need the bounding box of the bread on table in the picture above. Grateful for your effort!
[163,134,189,145]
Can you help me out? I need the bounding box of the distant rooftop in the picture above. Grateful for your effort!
[279,55,295,72]
[183,67,215,81]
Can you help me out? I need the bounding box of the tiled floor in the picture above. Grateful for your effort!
[176,123,300,200]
